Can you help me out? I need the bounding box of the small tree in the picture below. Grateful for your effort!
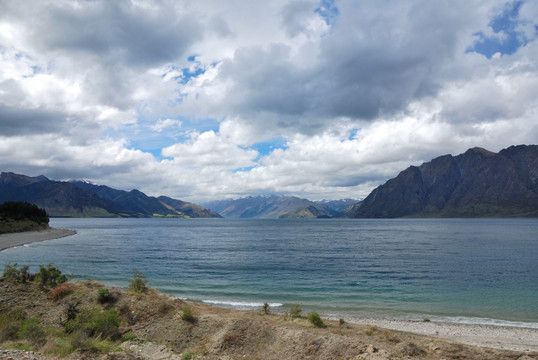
[262,302,270,314]
[289,304,302,318]
[128,270,147,293]
[308,312,325,328]
[37,263,67,288]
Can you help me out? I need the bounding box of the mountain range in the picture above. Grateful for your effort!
[0,173,221,218]
[1,145,536,219]
[350,144,538,218]
[202,196,358,218]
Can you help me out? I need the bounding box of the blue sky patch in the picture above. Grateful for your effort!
[248,137,288,158]
[315,0,339,26]
[467,0,533,58]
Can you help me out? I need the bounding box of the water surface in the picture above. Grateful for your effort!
[1,218,536,326]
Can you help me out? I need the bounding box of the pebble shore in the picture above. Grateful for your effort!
[0,228,76,252]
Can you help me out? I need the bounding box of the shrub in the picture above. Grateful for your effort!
[2,263,33,283]
[181,305,196,323]
[0,308,45,346]
[3,263,20,279]
[289,304,302,318]
[86,308,121,339]
[97,288,113,304]
[17,317,46,346]
[65,302,80,323]
[307,312,325,328]
[262,302,270,314]
[128,270,148,293]
[182,351,195,360]
[339,318,345,327]
[65,308,121,340]
[37,263,67,288]
[50,283,73,300]
[122,331,138,342]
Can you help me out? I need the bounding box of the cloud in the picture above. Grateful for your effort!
[162,130,258,170]
[0,0,537,202]
[151,119,183,132]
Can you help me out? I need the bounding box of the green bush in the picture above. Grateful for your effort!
[262,302,270,314]
[181,305,196,323]
[0,307,45,346]
[18,317,46,346]
[37,263,67,288]
[128,270,148,293]
[289,304,302,318]
[65,308,121,340]
[2,263,32,283]
[3,263,19,278]
[97,288,113,304]
[307,312,325,328]
[183,351,195,360]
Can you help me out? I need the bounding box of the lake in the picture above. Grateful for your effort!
[1,218,537,327]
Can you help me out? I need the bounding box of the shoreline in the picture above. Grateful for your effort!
[0,228,77,252]
[342,317,538,352]
[198,303,538,352]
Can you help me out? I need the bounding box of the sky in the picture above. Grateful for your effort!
[0,0,537,203]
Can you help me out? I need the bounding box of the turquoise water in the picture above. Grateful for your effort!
[1,218,537,327]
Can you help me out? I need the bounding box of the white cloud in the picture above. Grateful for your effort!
[0,0,537,202]
[162,130,258,170]
[151,118,182,132]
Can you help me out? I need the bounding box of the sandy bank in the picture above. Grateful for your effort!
[0,228,77,252]
[349,317,538,352]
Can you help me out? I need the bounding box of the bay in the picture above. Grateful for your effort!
[1,218,537,327]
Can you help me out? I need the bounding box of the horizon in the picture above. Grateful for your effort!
[1,1,537,202]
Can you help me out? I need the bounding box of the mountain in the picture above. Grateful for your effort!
[316,199,360,214]
[158,196,222,218]
[351,145,538,218]
[278,205,332,219]
[203,195,334,218]
[0,172,221,218]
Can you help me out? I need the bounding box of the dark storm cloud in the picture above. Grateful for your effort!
[0,105,65,136]
[215,0,482,129]
[2,1,203,67]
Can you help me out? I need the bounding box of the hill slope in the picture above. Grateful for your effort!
[353,145,538,218]
[0,173,221,218]
[0,276,534,359]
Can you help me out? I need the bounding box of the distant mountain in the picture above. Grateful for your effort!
[336,201,363,218]
[0,172,221,218]
[203,195,335,218]
[352,145,538,218]
[278,205,332,219]
[316,199,360,214]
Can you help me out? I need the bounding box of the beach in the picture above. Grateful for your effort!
[348,317,538,352]
[0,228,77,252]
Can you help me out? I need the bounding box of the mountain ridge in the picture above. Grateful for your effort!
[203,196,357,218]
[352,144,538,218]
[0,172,221,218]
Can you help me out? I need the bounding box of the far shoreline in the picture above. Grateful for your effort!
[0,228,77,252]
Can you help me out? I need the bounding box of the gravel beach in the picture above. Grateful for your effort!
[349,317,538,352]
[0,228,77,252]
